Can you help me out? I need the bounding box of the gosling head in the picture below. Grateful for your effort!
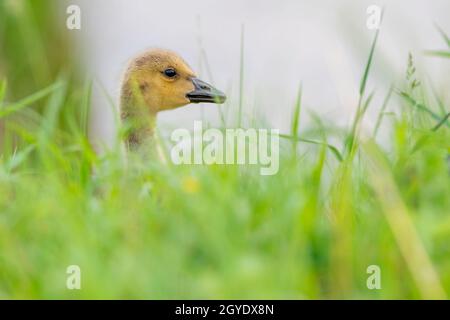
[121,48,226,114]
[120,48,226,150]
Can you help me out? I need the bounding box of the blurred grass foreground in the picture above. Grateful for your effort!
[0,1,449,299]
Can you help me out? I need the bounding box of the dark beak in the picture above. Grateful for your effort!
[187,78,226,104]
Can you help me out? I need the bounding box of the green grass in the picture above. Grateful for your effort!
[0,2,450,299]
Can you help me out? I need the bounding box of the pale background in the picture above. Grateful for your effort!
[65,0,450,147]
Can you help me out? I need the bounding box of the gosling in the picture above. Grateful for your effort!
[120,48,226,154]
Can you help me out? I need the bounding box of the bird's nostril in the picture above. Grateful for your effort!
[200,85,210,91]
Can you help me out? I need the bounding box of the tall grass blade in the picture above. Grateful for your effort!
[0,79,7,103]
[364,140,447,299]
[428,77,448,115]
[5,144,35,173]
[291,84,303,136]
[374,85,393,138]
[0,82,63,118]
[432,112,450,131]
[290,84,303,151]
[346,91,375,156]
[39,77,67,141]
[399,91,450,128]
[434,24,450,48]
[424,50,450,59]
[81,80,93,136]
[359,28,380,96]
[346,20,381,156]
[279,133,343,162]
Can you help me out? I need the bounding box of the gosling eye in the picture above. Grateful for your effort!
[162,68,177,78]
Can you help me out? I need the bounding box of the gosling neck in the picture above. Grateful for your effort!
[120,89,158,153]
[125,111,157,152]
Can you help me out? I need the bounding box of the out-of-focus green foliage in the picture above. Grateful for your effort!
[0,0,81,154]
[0,0,76,98]
[0,78,448,299]
[0,1,449,299]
